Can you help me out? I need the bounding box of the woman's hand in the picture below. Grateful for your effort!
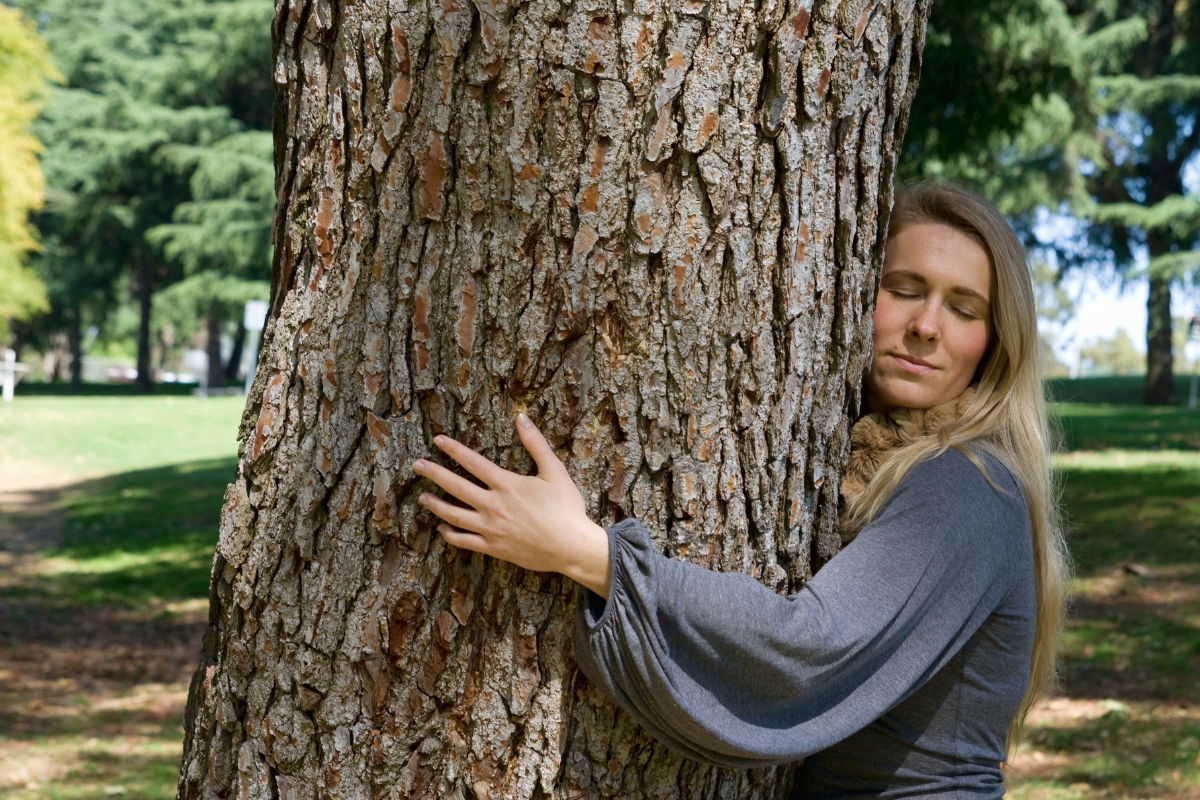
[411,414,612,599]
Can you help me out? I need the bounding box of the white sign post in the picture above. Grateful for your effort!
[1,349,32,402]
[243,300,270,396]
[1186,317,1200,410]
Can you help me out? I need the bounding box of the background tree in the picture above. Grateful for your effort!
[1075,0,1200,404]
[178,0,934,797]
[18,0,274,388]
[0,5,56,343]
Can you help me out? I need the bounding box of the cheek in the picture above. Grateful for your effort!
[871,295,903,348]
[955,325,992,376]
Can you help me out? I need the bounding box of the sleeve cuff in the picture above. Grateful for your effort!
[577,517,653,635]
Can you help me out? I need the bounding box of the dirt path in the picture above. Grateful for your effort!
[0,468,207,798]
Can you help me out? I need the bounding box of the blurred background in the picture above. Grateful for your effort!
[0,0,1197,797]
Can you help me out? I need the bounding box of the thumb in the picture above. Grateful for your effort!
[516,413,569,480]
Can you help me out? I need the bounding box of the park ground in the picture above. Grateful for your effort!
[0,382,1198,799]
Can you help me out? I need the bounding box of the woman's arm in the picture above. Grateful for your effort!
[411,413,613,597]
[414,420,1032,767]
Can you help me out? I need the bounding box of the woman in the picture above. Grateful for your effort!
[410,183,1069,798]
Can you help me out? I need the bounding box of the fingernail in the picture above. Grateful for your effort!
[434,435,446,447]
[418,493,429,505]
[517,413,532,429]
[413,459,425,472]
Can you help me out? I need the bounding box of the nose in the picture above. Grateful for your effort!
[907,300,941,342]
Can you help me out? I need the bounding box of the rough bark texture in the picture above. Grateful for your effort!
[178,0,932,796]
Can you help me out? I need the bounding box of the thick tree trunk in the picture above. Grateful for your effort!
[179,0,932,796]
[1144,271,1175,405]
[207,308,228,390]
[136,258,156,393]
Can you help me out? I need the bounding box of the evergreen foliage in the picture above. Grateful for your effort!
[0,5,57,340]
[16,0,274,386]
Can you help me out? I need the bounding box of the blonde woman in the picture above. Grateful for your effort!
[410,183,1070,798]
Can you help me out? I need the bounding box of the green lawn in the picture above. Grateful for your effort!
[0,397,243,799]
[0,396,245,480]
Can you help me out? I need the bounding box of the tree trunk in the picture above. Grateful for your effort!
[179,0,932,796]
[226,320,248,384]
[207,307,228,391]
[67,306,83,391]
[136,258,155,393]
[1144,271,1175,405]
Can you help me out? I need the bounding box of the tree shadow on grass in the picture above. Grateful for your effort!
[13,458,238,608]
[1059,460,1200,574]
[1014,706,1200,799]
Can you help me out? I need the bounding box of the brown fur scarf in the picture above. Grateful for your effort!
[838,387,976,542]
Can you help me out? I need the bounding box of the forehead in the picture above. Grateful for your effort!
[883,223,993,297]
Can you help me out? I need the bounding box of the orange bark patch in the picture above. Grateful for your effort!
[587,15,613,39]
[634,21,652,59]
[796,220,809,263]
[853,4,872,44]
[372,470,393,528]
[578,185,599,214]
[312,191,335,290]
[666,49,686,70]
[419,136,448,219]
[251,373,285,460]
[792,7,811,38]
[516,162,543,182]
[816,67,831,99]
[413,283,433,373]
[698,111,719,144]
[366,411,390,451]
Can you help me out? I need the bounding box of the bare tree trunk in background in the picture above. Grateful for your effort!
[135,258,155,393]
[178,0,932,796]
[1144,233,1176,405]
[226,321,248,384]
[67,305,83,391]
[207,308,228,391]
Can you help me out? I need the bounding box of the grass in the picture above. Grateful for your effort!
[1007,400,1200,798]
[0,396,242,798]
[0,395,244,480]
[1,385,1198,798]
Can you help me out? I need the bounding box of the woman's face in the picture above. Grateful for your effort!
[865,223,994,413]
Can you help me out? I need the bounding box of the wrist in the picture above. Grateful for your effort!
[560,519,612,599]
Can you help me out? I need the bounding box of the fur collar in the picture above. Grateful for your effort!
[839,387,976,537]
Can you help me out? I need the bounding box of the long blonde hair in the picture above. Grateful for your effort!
[842,183,1069,757]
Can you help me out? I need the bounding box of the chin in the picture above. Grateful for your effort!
[869,379,951,411]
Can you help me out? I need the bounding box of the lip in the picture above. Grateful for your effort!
[890,353,937,374]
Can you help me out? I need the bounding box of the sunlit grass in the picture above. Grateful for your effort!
[0,395,245,480]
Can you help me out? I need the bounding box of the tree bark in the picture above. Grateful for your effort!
[136,258,156,393]
[179,0,932,796]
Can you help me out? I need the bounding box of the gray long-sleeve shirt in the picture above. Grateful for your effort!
[575,449,1035,799]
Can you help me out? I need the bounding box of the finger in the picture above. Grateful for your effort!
[419,492,487,534]
[515,413,570,480]
[437,523,490,555]
[433,436,510,487]
[412,459,490,509]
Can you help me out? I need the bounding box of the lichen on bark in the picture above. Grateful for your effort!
[178,0,933,796]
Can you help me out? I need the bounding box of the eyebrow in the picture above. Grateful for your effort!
[883,270,990,305]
